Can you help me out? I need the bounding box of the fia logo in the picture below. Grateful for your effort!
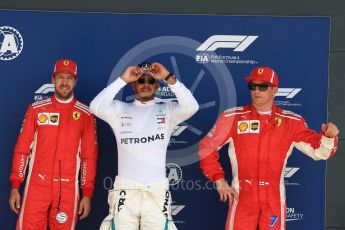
[195,53,210,64]
[0,26,24,60]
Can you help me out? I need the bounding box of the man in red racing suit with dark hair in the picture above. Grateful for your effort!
[9,59,98,230]
[199,66,339,230]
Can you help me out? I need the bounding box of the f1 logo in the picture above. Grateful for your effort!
[34,83,55,101]
[171,204,185,216]
[35,84,55,94]
[284,167,299,178]
[197,35,258,52]
[276,88,302,98]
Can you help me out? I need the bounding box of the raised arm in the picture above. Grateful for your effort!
[150,62,199,126]
[294,119,339,160]
[89,66,141,122]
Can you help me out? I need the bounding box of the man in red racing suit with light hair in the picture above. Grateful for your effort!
[9,59,98,230]
[199,66,339,230]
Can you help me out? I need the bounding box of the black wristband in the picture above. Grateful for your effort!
[165,72,175,81]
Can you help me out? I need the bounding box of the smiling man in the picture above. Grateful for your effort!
[91,62,198,230]
[9,59,98,230]
[199,66,339,230]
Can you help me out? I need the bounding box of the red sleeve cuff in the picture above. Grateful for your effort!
[11,181,21,189]
[210,173,225,182]
[82,188,94,198]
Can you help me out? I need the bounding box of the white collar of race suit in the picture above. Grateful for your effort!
[257,109,272,115]
[54,95,74,104]
[133,98,155,106]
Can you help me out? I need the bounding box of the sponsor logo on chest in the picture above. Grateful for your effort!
[37,113,60,126]
[237,120,260,134]
[73,111,81,120]
[120,111,132,119]
[156,105,167,124]
[119,111,133,132]
[120,133,165,144]
[156,117,166,124]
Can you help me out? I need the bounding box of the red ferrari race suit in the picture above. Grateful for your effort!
[10,96,98,230]
[199,105,338,230]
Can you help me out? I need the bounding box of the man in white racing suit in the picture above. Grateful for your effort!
[90,62,199,230]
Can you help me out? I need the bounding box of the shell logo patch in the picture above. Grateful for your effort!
[73,111,81,120]
[37,113,59,126]
[238,120,260,134]
[38,114,48,123]
[63,60,69,66]
[238,121,249,133]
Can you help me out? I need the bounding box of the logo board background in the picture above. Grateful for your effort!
[0,10,329,229]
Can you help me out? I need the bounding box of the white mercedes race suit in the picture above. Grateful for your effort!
[100,177,175,230]
[90,77,199,230]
